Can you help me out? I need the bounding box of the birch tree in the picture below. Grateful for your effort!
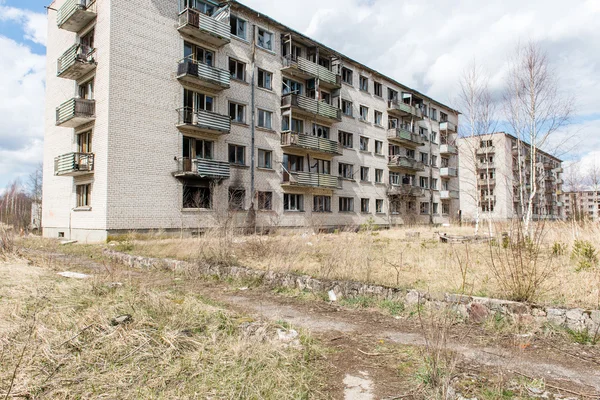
[504,42,574,234]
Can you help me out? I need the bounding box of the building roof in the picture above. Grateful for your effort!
[458,132,563,163]
[227,0,460,115]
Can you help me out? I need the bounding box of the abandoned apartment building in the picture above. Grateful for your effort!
[42,0,461,242]
[457,132,564,222]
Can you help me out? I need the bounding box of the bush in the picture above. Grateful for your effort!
[571,240,598,271]
[552,242,567,256]
[0,227,15,258]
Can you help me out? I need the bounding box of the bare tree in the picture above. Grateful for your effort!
[504,41,574,234]
[27,162,43,230]
[456,61,497,234]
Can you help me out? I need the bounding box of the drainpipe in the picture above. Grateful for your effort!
[249,24,257,231]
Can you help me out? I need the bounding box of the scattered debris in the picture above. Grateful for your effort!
[343,371,374,400]
[438,232,492,244]
[59,240,78,245]
[277,328,299,343]
[107,282,123,288]
[111,314,133,326]
[58,271,91,279]
[238,287,249,291]
[328,290,338,302]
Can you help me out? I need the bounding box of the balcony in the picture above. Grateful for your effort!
[57,0,97,32]
[281,94,341,122]
[54,152,94,176]
[439,121,457,132]
[178,8,230,47]
[173,157,230,180]
[281,56,341,90]
[177,59,230,91]
[440,144,458,155]
[440,190,460,200]
[556,201,564,207]
[56,98,95,128]
[556,178,563,185]
[387,127,426,147]
[477,146,495,154]
[176,107,230,135]
[388,156,425,172]
[478,178,496,186]
[479,162,495,170]
[387,100,423,119]
[57,44,96,80]
[387,184,424,197]
[553,167,564,173]
[440,167,458,178]
[281,132,343,156]
[481,195,496,203]
[282,171,341,190]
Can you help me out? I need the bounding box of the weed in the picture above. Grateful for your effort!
[571,240,598,271]
[552,241,567,256]
[378,299,405,315]
[567,328,599,345]
[340,296,376,309]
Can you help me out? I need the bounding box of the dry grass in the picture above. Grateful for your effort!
[112,221,600,309]
[0,261,326,399]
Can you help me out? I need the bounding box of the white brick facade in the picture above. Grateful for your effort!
[43,0,460,242]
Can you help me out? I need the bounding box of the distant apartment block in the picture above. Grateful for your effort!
[457,132,563,221]
[42,0,460,242]
[563,191,600,221]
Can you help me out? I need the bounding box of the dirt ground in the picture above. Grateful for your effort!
[6,248,600,399]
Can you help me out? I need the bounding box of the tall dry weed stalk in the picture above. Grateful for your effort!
[0,227,15,259]
[487,220,556,302]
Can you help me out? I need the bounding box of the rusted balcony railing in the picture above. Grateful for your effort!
[282,171,341,189]
[281,131,343,155]
[281,93,342,121]
[387,184,424,197]
[57,0,97,32]
[174,157,230,180]
[387,100,423,119]
[176,107,230,134]
[54,152,94,176]
[57,44,96,80]
[178,8,230,47]
[56,98,95,128]
[177,58,230,90]
[388,156,425,172]
[282,55,341,88]
[387,127,425,147]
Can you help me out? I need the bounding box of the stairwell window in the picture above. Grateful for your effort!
[420,152,429,165]
[339,197,354,212]
[430,108,438,121]
[228,144,245,166]
[431,178,438,190]
[258,149,272,169]
[229,102,246,123]
[257,109,272,129]
[314,195,331,212]
[420,177,429,189]
[76,184,91,208]
[284,194,304,211]
[257,68,272,90]
[374,82,383,97]
[229,58,246,81]
[257,28,273,51]
[359,76,368,91]
[230,15,247,40]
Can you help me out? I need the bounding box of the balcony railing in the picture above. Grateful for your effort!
[282,55,341,88]
[479,162,495,169]
[57,0,97,32]
[176,107,230,134]
[178,8,230,47]
[388,156,425,172]
[281,93,341,121]
[440,190,459,200]
[556,201,564,207]
[387,184,424,197]
[387,100,423,119]
[54,152,94,176]
[387,127,425,147]
[56,98,95,128]
[281,132,343,155]
[478,178,496,186]
[439,121,457,132]
[282,171,341,189]
[440,167,458,178]
[57,44,96,80]
[174,157,230,180]
[440,144,458,155]
[477,146,495,154]
[177,59,230,90]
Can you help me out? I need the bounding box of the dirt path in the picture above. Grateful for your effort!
[20,250,600,399]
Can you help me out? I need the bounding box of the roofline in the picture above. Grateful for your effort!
[226,0,460,115]
[458,132,563,163]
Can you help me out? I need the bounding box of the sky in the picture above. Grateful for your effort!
[0,0,599,194]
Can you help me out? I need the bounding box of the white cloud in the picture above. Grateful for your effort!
[0,3,47,46]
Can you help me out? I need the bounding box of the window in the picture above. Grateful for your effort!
[258,109,272,129]
[183,184,211,209]
[430,131,438,143]
[282,78,303,95]
[441,157,449,168]
[77,131,92,153]
[430,108,438,121]
[442,203,450,215]
[406,149,416,159]
[342,67,353,84]
[440,112,448,122]
[374,111,383,126]
[76,184,91,207]
[389,172,401,186]
[312,124,330,139]
[433,203,439,215]
[359,136,369,152]
[282,116,304,133]
[339,197,354,212]
[183,89,213,112]
[258,69,272,89]
[431,155,438,168]
[374,82,383,97]
[230,15,247,39]
[342,100,353,116]
[420,152,429,165]
[314,195,331,212]
[184,41,213,66]
[229,188,245,210]
[258,149,272,169]
[431,178,438,190]
[361,167,370,182]
[420,177,429,189]
[284,154,304,172]
[376,199,384,213]
[183,137,213,160]
[419,127,428,138]
[388,118,398,129]
[339,131,353,148]
[359,76,368,91]
[78,78,94,100]
[229,58,245,81]
[80,28,94,49]
[375,140,383,155]
[314,159,331,174]
[284,194,304,211]
[228,144,245,165]
[388,88,398,101]
[420,202,430,215]
[339,163,354,179]
[229,102,246,123]
[375,169,383,183]
[257,28,273,50]
[258,191,273,211]
[361,198,370,213]
[359,106,368,122]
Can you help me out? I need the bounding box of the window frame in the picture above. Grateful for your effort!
[339,197,354,212]
[229,101,246,124]
[360,166,370,182]
[228,143,246,166]
[361,198,370,213]
[313,195,332,213]
[339,163,354,180]
[342,99,353,117]
[228,187,246,210]
[229,57,246,81]
[257,191,273,211]
[257,68,273,90]
[257,148,273,169]
[257,27,274,51]
[341,67,353,85]
[230,14,247,40]
[339,131,353,149]
[284,193,304,212]
[257,108,273,129]
[76,184,91,208]
[375,169,384,184]
[374,82,383,97]
[359,105,369,122]
[359,75,368,91]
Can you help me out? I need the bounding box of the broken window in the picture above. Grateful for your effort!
[342,100,353,116]
[313,196,331,212]
[229,58,245,81]
[284,194,303,211]
[339,131,353,148]
[257,191,273,211]
[183,184,211,209]
[258,149,272,169]
[230,15,247,39]
[339,163,354,179]
[229,102,246,123]
[257,28,273,51]
[257,68,272,89]
[342,67,353,85]
[374,82,383,97]
[359,76,368,91]
[376,199,384,213]
[359,106,368,121]
[375,169,383,183]
[228,188,245,210]
[361,167,370,182]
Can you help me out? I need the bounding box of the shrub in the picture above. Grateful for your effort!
[552,242,567,256]
[0,227,15,259]
[571,240,598,271]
